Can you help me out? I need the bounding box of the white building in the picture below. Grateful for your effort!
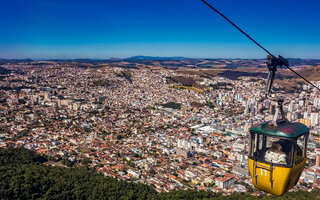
[215,173,235,189]
[311,113,319,126]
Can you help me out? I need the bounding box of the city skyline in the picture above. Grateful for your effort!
[1,0,320,59]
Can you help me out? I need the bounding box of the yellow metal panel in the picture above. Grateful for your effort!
[248,158,305,196]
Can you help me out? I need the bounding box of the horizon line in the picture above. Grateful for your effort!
[2,56,320,61]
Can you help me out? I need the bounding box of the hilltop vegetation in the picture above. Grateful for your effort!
[0,147,320,200]
[0,147,157,200]
[163,102,181,110]
[0,66,11,74]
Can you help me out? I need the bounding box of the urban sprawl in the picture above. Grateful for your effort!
[1,61,320,196]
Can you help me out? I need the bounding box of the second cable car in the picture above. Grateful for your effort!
[248,120,309,196]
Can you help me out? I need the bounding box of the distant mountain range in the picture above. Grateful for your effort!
[0,58,33,65]
[126,56,190,60]
[0,57,320,68]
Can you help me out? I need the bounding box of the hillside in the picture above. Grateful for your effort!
[5,57,319,70]
[292,65,320,82]
[0,58,33,65]
[0,66,11,74]
[0,147,320,200]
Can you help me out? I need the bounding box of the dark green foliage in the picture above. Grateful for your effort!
[273,189,320,200]
[157,190,214,199]
[61,158,74,167]
[0,66,11,74]
[190,101,204,108]
[166,76,178,84]
[0,148,156,200]
[81,157,92,165]
[149,168,156,175]
[0,164,156,200]
[0,147,47,166]
[92,79,110,87]
[163,102,181,110]
[116,71,132,83]
[209,82,233,90]
[1,148,320,200]
[205,102,215,109]
[166,76,196,87]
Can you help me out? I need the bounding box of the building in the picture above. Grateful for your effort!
[176,147,190,159]
[316,155,320,167]
[296,118,311,127]
[232,165,248,177]
[244,104,249,115]
[127,169,141,179]
[215,173,235,189]
[311,113,319,126]
[288,101,295,113]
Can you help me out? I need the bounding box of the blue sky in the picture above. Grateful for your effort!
[1,0,320,59]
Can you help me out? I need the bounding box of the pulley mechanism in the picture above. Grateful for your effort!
[265,55,288,125]
[265,55,288,97]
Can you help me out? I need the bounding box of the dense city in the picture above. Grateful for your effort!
[0,61,320,196]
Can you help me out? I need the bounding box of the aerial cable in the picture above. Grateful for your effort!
[201,0,274,57]
[201,0,320,92]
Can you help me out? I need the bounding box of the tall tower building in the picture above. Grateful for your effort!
[251,106,255,116]
[314,98,320,108]
[254,103,259,115]
[308,105,312,115]
[311,113,319,126]
[258,103,263,114]
[44,92,50,102]
[299,100,304,107]
[287,112,292,122]
[316,155,320,167]
[304,112,309,119]
[244,104,249,115]
[288,101,295,113]
[244,123,250,133]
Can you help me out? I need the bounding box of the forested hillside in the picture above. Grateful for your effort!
[0,147,319,200]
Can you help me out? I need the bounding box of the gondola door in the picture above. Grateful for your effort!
[249,133,275,190]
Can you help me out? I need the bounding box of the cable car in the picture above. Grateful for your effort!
[246,56,310,196]
[200,0,320,195]
[248,120,309,196]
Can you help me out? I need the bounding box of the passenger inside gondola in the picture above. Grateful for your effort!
[265,142,286,164]
[251,133,293,166]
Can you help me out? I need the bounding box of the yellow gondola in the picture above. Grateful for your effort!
[248,120,309,196]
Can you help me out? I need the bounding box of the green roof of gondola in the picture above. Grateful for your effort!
[250,120,309,138]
